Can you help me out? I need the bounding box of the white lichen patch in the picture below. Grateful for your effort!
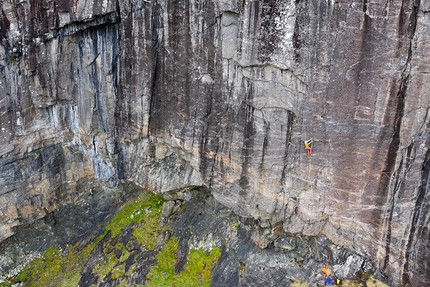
[189,233,221,253]
[0,252,41,283]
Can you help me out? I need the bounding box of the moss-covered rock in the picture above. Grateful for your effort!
[146,236,221,287]
[0,185,391,287]
[1,188,224,287]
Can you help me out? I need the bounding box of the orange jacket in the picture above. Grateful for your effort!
[321,265,331,277]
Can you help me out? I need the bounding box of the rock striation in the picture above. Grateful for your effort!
[0,0,429,286]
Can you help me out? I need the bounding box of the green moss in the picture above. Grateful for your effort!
[5,191,147,287]
[146,236,221,287]
[133,210,162,249]
[105,191,163,238]
[111,263,125,280]
[146,237,178,286]
[58,272,81,287]
[94,254,118,280]
[292,112,297,125]
[185,246,222,286]
[340,280,364,287]
[105,241,128,261]
[2,189,224,287]
[89,191,165,282]
[290,280,309,287]
[119,247,131,262]
[17,247,63,287]
[8,240,102,287]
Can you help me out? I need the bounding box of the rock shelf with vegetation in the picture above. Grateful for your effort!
[0,182,221,286]
[0,182,389,287]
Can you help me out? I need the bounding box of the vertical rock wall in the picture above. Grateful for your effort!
[0,0,429,285]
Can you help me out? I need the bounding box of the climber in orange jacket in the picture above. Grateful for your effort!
[321,264,331,277]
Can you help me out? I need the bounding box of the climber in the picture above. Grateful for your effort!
[304,138,313,155]
[89,189,93,197]
[321,264,331,278]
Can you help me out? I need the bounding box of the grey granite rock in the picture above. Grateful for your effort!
[0,0,429,286]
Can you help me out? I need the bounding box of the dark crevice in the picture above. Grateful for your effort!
[239,103,256,195]
[238,76,256,187]
[362,0,368,13]
[381,155,403,271]
[92,136,97,152]
[280,111,295,186]
[47,12,120,42]
[292,2,304,64]
[259,121,270,173]
[0,8,10,47]
[147,47,159,137]
[147,4,164,137]
[380,0,420,276]
[380,67,406,272]
[403,144,429,284]
[114,139,125,180]
[111,19,120,137]
[199,91,217,182]
[198,130,209,179]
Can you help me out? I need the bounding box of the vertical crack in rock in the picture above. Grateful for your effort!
[147,2,164,137]
[379,0,420,280]
[363,0,368,13]
[280,110,295,186]
[380,79,407,272]
[259,121,270,174]
[111,14,120,134]
[403,145,430,284]
[292,1,304,63]
[247,0,260,61]
[115,138,125,180]
[200,79,216,182]
[238,79,255,196]
[0,8,10,47]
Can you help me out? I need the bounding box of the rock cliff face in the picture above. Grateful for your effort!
[0,0,429,286]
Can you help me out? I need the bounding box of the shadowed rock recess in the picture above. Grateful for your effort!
[0,0,429,286]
